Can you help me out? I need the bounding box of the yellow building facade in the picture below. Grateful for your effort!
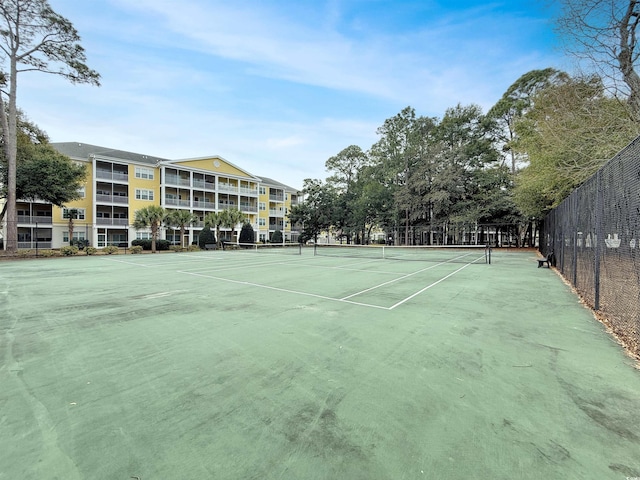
[6,142,300,249]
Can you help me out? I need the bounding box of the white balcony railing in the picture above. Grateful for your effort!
[240,187,259,196]
[96,218,129,226]
[17,215,53,224]
[96,194,129,204]
[96,170,128,182]
[193,200,215,209]
[193,180,215,190]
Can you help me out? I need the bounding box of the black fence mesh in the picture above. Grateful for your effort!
[540,136,640,359]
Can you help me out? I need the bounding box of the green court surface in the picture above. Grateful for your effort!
[1,248,639,479]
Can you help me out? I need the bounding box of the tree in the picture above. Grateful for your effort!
[370,107,422,245]
[203,211,224,248]
[512,74,638,217]
[63,208,78,245]
[487,68,567,174]
[0,118,86,223]
[197,225,216,249]
[239,221,255,244]
[0,0,100,252]
[133,205,165,253]
[270,229,283,243]
[325,145,370,243]
[554,0,640,119]
[288,178,335,244]
[220,208,246,245]
[165,209,197,248]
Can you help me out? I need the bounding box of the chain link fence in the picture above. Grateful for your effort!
[540,136,640,359]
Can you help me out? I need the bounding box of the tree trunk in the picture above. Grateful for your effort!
[4,54,19,253]
[618,1,640,121]
[68,217,74,245]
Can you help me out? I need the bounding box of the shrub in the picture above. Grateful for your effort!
[198,226,216,249]
[17,249,33,257]
[70,239,89,249]
[131,238,170,251]
[187,244,201,252]
[130,245,143,254]
[132,239,151,250]
[156,239,170,251]
[102,246,119,254]
[170,245,182,252]
[239,221,255,244]
[85,247,98,255]
[60,246,79,256]
[270,229,283,243]
[39,249,59,257]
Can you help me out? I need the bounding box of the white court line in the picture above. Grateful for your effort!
[389,263,473,309]
[340,261,452,300]
[178,270,391,310]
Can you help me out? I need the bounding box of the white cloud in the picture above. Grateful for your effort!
[19,0,564,189]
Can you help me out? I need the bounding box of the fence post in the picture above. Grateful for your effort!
[572,193,578,286]
[594,170,603,311]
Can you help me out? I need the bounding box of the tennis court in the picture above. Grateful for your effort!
[1,247,639,479]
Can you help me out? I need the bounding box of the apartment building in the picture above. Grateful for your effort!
[4,142,300,249]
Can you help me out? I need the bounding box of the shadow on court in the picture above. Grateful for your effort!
[1,249,639,479]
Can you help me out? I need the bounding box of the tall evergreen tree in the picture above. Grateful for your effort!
[0,0,100,252]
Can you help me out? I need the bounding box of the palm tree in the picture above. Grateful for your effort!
[220,208,247,245]
[63,208,79,245]
[165,209,198,249]
[203,211,224,249]
[133,205,165,253]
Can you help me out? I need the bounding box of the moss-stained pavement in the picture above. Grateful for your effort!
[1,249,639,479]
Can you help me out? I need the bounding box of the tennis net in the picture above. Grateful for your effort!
[235,242,302,255]
[313,243,491,264]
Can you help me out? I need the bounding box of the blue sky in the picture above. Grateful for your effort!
[19,0,564,189]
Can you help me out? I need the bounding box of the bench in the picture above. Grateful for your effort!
[537,252,554,268]
[204,244,217,250]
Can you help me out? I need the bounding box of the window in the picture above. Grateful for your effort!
[259,218,266,226]
[135,189,154,201]
[62,208,85,220]
[136,232,153,240]
[78,186,86,198]
[259,186,266,195]
[135,167,154,180]
[259,202,266,211]
[63,231,86,242]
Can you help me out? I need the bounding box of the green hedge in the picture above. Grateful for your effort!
[131,239,171,250]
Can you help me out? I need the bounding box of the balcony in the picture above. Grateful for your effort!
[165,175,191,187]
[240,186,258,196]
[218,183,238,193]
[269,209,284,217]
[240,203,258,213]
[193,179,215,190]
[96,218,129,226]
[17,215,53,224]
[96,194,129,204]
[96,169,128,182]
[193,200,215,209]
[269,194,284,202]
[164,198,191,207]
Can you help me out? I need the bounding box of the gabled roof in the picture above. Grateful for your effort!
[258,176,300,193]
[165,155,261,181]
[51,142,169,165]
